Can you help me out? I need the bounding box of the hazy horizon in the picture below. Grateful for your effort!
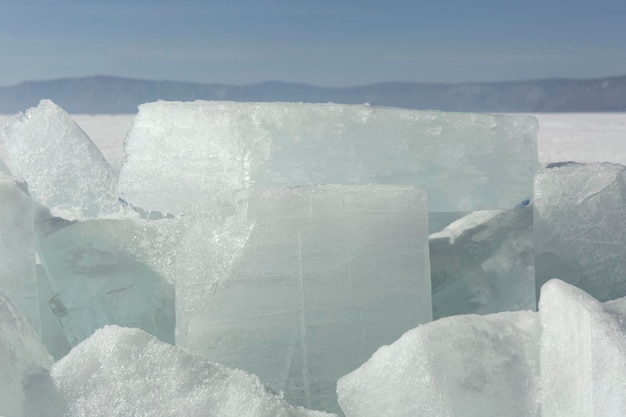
[2,0,626,87]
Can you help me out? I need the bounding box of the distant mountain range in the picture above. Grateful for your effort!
[1,75,626,114]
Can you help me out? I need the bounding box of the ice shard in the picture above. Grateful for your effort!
[0,292,53,417]
[1,99,119,219]
[430,205,535,318]
[118,101,538,216]
[539,279,626,417]
[52,326,336,417]
[36,216,176,347]
[176,185,431,414]
[0,172,39,333]
[534,162,626,301]
[337,310,540,417]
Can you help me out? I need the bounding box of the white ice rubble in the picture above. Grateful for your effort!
[337,279,626,417]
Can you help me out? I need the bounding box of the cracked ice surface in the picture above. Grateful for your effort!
[176,185,431,414]
[118,101,537,216]
[534,162,626,301]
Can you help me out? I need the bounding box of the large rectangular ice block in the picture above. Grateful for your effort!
[0,172,39,333]
[1,99,119,219]
[36,216,176,347]
[539,279,626,417]
[534,162,626,301]
[118,101,538,215]
[52,326,335,417]
[430,206,535,318]
[337,310,540,417]
[176,185,431,414]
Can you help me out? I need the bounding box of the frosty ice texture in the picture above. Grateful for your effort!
[337,310,540,417]
[37,217,175,346]
[177,185,431,414]
[534,162,626,301]
[430,206,535,318]
[118,101,538,215]
[0,292,53,417]
[1,99,119,219]
[0,173,39,333]
[539,279,626,417]
[52,326,336,417]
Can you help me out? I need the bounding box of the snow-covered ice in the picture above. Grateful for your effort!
[52,325,336,417]
[1,100,120,219]
[540,279,626,417]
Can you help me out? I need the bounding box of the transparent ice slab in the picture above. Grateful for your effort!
[176,185,431,414]
[36,216,176,347]
[118,101,538,216]
[430,206,535,318]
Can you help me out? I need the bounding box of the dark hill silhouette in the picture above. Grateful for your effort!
[1,75,625,113]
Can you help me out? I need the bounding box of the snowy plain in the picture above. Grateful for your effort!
[2,112,626,167]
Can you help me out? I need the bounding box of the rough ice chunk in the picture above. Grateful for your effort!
[430,206,535,318]
[0,172,39,333]
[52,326,336,417]
[337,311,540,417]
[118,101,537,215]
[0,292,53,417]
[539,279,626,417]
[1,99,119,219]
[36,217,176,347]
[177,185,431,414]
[534,162,626,301]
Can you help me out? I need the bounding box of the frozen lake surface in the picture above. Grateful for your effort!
[2,112,626,167]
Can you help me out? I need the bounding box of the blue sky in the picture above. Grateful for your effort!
[1,0,625,86]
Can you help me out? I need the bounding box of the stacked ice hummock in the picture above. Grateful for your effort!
[118,100,539,322]
[2,98,625,416]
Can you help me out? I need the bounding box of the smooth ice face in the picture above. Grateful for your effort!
[52,326,336,417]
[1,99,119,219]
[36,217,176,347]
[539,279,626,417]
[177,185,431,414]
[430,206,535,318]
[0,157,10,175]
[118,101,537,215]
[0,292,53,417]
[0,173,39,333]
[337,311,540,417]
[534,162,626,301]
